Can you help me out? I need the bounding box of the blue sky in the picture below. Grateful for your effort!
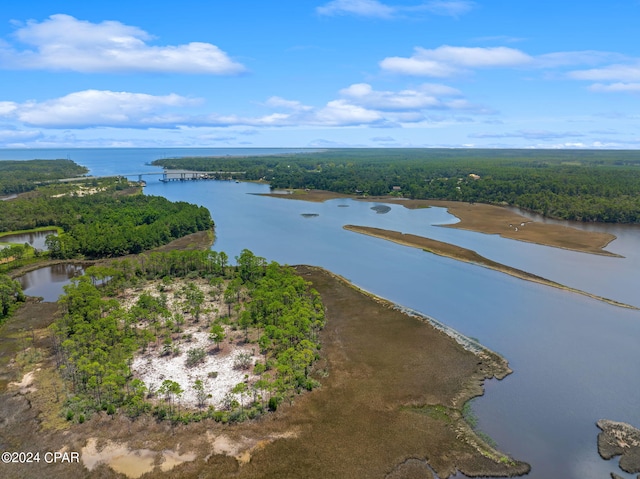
[1,0,639,149]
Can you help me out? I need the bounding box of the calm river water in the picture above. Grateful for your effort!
[1,229,57,251]
[2,148,639,479]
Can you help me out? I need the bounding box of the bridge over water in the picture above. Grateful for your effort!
[56,169,246,183]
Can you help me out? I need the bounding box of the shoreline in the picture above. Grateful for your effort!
[344,225,638,310]
[259,189,621,257]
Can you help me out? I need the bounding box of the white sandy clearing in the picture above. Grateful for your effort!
[123,278,260,409]
[51,186,107,198]
[131,331,260,408]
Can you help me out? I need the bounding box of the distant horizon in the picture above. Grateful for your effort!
[2,145,640,151]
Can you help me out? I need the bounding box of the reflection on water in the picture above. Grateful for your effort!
[1,230,57,251]
[19,264,84,302]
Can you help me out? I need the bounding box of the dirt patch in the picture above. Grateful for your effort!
[8,370,38,393]
[343,225,638,310]
[82,437,196,478]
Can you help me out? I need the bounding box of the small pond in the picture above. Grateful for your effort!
[18,264,84,302]
[1,230,58,251]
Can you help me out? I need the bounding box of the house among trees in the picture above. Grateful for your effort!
[468,174,481,180]
[392,186,402,191]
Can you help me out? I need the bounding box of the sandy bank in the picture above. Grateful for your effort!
[344,225,637,310]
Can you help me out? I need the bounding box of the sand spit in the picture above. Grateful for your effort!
[344,225,638,310]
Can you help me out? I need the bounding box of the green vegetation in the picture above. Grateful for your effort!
[462,400,497,448]
[153,148,640,223]
[52,249,325,424]
[0,176,213,258]
[0,274,25,324]
[0,159,88,195]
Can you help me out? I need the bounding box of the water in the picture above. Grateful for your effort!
[18,264,84,302]
[0,230,57,251]
[2,148,639,478]
[0,147,320,178]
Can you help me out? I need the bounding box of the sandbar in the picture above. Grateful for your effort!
[344,224,637,310]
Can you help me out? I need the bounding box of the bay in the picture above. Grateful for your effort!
[2,148,640,479]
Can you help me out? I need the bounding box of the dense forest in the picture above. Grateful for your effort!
[153,149,640,223]
[0,177,213,258]
[53,249,325,423]
[0,159,88,195]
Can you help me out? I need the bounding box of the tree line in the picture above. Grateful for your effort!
[0,274,24,323]
[0,159,88,195]
[0,177,213,258]
[153,148,640,223]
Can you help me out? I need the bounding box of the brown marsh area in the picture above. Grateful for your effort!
[259,190,618,256]
[0,264,530,478]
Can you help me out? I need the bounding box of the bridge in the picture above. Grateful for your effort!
[55,169,246,184]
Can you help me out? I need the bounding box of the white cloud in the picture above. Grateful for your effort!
[0,127,42,142]
[469,130,585,140]
[315,99,384,125]
[569,63,640,82]
[589,82,640,93]
[264,96,313,111]
[379,46,629,79]
[380,45,532,76]
[0,82,487,133]
[0,14,245,74]
[565,58,640,94]
[316,0,474,18]
[0,101,18,115]
[4,90,201,128]
[317,0,395,18]
[421,1,475,17]
[535,50,626,69]
[339,82,464,110]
